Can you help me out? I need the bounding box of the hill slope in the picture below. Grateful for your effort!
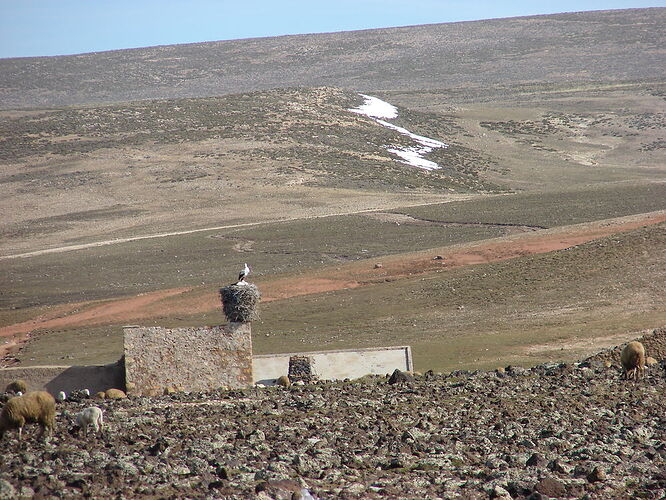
[0,87,503,256]
[0,8,664,108]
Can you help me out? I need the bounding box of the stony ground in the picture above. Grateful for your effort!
[1,347,665,500]
[586,328,666,366]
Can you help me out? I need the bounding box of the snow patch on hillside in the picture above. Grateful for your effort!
[349,94,447,171]
[349,94,398,119]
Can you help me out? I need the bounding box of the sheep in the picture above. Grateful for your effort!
[0,391,56,440]
[76,407,103,437]
[4,380,28,394]
[105,388,126,399]
[621,341,646,380]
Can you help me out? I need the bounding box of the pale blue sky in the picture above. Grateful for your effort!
[1,0,664,59]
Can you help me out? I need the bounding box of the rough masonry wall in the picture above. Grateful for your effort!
[123,323,252,396]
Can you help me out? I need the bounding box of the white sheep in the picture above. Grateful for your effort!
[76,406,104,437]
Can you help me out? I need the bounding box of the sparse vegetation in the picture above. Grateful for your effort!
[0,9,665,499]
[0,9,664,377]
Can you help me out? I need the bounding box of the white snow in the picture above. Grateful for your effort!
[348,94,447,170]
[375,119,447,148]
[349,94,398,119]
[387,146,441,171]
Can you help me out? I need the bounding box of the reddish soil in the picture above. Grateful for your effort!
[2,211,665,361]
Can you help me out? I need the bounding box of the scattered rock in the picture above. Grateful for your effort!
[276,375,291,388]
[255,479,302,499]
[587,466,607,483]
[526,453,546,467]
[548,459,572,474]
[534,477,567,497]
[0,479,16,499]
[1,333,665,499]
[147,437,169,456]
[490,485,512,499]
[388,369,414,385]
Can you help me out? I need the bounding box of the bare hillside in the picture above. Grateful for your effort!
[0,8,664,109]
[0,87,499,256]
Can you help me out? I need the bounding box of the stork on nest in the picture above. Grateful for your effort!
[238,263,250,283]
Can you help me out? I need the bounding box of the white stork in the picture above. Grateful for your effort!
[238,263,250,282]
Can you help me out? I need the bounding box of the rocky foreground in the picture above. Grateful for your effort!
[1,356,665,499]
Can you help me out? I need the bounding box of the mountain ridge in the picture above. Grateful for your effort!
[1,7,664,109]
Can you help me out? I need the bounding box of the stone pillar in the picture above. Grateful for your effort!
[288,355,318,384]
[123,322,252,396]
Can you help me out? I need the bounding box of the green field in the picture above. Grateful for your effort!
[395,183,666,228]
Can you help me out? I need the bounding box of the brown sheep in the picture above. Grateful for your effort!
[4,380,28,394]
[621,341,646,380]
[0,391,56,440]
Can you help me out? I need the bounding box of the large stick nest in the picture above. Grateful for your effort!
[219,282,261,323]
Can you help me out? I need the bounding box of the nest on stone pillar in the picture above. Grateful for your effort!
[219,282,261,322]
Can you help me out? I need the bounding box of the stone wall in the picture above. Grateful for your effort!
[0,360,125,396]
[253,345,413,385]
[123,322,252,396]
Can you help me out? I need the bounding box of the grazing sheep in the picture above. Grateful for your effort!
[76,407,103,437]
[0,391,56,440]
[105,389,126,400]
[4,380,28,394]
[621,341,646,380]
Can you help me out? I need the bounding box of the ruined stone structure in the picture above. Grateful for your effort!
[253,346,413,385]
[123,322,252,396]
[288,355,319,384]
